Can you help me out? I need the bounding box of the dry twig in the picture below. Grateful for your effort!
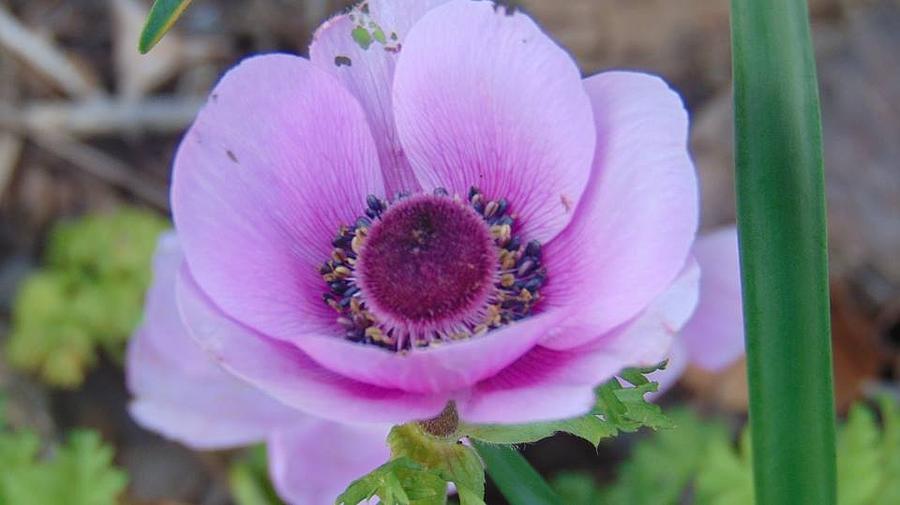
[0,5,100,98]
[29,131,170,210]
[0,97,203,137]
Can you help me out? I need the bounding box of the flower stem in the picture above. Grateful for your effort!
[472,442,560,505]
[730,0,836,503]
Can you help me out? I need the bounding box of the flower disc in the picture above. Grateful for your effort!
[356,194,497,335]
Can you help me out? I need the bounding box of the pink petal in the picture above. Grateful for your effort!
[171,54,384,346]
[680,227,745,371]
[309,0,449,196]
[392,0,596,243]
[127,234,300,449]
[296,310,567,394]
[540,71,698,349]
[175,264,449,424]
[268,421,390,505]
[460,259,699,423]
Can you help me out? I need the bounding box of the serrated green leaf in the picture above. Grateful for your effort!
[875,396,900,502]
[0,428,127,505]
[463,365,670,447]
[618,361,667,386]
[603,409,727,505]
[0,429,41,470]
[557,399,900,505]
[672,398,900,505]
[464,414,615,447]
[695,429,754,505]
[605,382,673,431]
[837,405,880,505]
[139,0,193,53]
[336,457,445,505]
[339,422,489,505]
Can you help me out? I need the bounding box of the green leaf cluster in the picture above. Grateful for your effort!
[696,398,900,505]
[548,408,729,505]
[613,408,729,504]
[335,365,670,505]
[6,209,168,387]
[462,363,672,447]
[835,398,900,505]
[336,457,449,505]
[337,424,486,505]
[0,401,128,505]
[552,397,900,505]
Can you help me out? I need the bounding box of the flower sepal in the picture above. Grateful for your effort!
[335,457,449,505]
[336,364,671,504]
[336,420,485,505]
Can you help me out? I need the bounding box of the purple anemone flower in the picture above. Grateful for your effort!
[126,0,746,502]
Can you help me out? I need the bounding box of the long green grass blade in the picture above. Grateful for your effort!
[139,0,193,54]
[472,442,560,505]
[730,0,836,504]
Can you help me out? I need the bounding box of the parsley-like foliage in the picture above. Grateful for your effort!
[336,364,670,505]
[0,399,128,505]
[6,209,167,387]
[552,397,900,505]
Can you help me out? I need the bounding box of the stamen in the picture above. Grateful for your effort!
[318,186,546,351]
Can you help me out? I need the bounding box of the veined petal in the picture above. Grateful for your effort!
[296,310,566,394]
[126,234,299,449]
[176,264,449,424]
[172,54,384,345]
[392,0,595,243]
[459,259,699,423]
[540,71,698,349]
[268,421,390,505]
[310,0,449,196]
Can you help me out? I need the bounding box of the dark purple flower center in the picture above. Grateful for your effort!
[320,187,546,351]
[357,194,496,332]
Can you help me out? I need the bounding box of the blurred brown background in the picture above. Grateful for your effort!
[0,0,898,503]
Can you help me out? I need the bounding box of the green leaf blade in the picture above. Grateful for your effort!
[472,442,561,505]
[730,0,836,502]
[139,0,194,54]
